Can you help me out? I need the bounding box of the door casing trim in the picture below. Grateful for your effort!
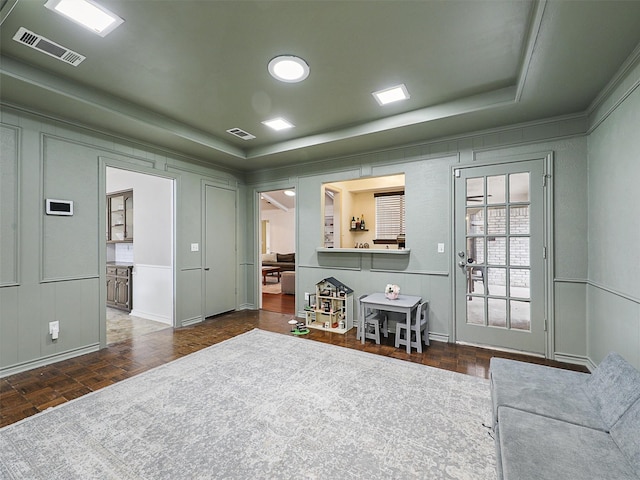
[449,151,554,358]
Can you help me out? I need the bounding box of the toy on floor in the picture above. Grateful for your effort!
[288,318,310,335]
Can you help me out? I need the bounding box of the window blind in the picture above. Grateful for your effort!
[375,191,405,239]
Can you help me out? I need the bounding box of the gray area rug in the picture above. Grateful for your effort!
[0,329,495,479]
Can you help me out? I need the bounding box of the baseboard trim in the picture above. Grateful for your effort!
[554,353,596,372]
[456,341,546,358]
[428,333,449,343]
[180,316,203,327]
[0,344,100,378]
[129,309,171,325]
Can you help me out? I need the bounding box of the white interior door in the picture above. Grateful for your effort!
[454,159,547,354]
[204,184,236,317]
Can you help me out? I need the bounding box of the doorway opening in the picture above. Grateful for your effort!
[259,189,296,315]
[105,167,174,344]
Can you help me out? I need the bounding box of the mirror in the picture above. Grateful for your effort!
[322,174,405,249]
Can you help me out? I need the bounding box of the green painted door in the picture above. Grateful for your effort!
[454,159,547,354]
[204,184,237,317]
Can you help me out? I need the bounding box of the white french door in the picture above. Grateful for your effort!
[454,159,547,354]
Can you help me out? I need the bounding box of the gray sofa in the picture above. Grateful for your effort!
[261,252,295,271]
[490,353,640,480]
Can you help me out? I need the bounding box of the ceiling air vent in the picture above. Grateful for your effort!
[226,128,256,140]
[12,27,86,67]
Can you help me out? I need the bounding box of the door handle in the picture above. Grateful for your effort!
[204,267,210,271]
[458,258,476,269]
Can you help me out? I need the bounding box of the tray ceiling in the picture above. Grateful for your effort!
[1,0,640,171]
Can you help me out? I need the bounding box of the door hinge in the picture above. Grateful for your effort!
[544,318,548,331]
[454,169,461,178]
[543,246,547,259]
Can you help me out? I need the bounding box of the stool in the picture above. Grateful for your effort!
[281,271,295,294]
[357,294,387,344]
[363,318,382,344]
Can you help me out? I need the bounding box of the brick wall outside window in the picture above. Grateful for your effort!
[469,207,530,288]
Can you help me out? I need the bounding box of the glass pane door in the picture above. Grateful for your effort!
[110,195,125,241]
[455,160,546,354]
[125,194,134,240]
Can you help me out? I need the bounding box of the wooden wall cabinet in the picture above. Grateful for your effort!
[107,190,133,242]
[106,265,133,312]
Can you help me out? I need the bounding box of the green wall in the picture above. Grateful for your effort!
[246,120,589,360]
[2,52,638,374]
[586,59,640,368]
[0,107,245,375]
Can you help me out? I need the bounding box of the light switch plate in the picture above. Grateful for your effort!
[437,243,445,253]
[191,243,199,252]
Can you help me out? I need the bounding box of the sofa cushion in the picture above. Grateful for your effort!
[611,398,640,475]
[262,252,277,263]
[490,358,600,430]
[497,406,638,480]
[584,352,640,430]
[276,252,295,263]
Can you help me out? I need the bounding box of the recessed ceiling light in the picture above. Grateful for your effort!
[283,190,295,197]
[372,84,410,106]
[44,0,124,37]
[262,118,294,131]
[268,55,310,83]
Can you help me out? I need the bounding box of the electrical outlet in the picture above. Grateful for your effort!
[190,243,199,252]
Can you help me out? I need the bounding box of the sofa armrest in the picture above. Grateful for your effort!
[585,352,640,429]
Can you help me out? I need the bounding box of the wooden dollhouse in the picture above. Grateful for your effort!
[305,277,354,334]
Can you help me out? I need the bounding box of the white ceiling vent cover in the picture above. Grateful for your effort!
[226,128,256,140]
[13,27,86,66]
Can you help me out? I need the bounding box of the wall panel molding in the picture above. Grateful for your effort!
[588,279,640,304]
[246,113,587,185]
[40,134,100,282]
[1,103,244,178]
[554,277,588,284]
[167,162,238,187]
[0,123,20,287]
[99,154,155,171]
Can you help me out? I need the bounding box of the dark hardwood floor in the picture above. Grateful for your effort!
[0,307,587,428]
[261,290,295,315]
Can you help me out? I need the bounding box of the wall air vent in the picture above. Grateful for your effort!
[226,128,256,140]
[12,27,86,67]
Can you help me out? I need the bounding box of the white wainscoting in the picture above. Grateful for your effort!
[131,264,173,325]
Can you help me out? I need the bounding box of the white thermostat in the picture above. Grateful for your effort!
[46,199,74,216]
